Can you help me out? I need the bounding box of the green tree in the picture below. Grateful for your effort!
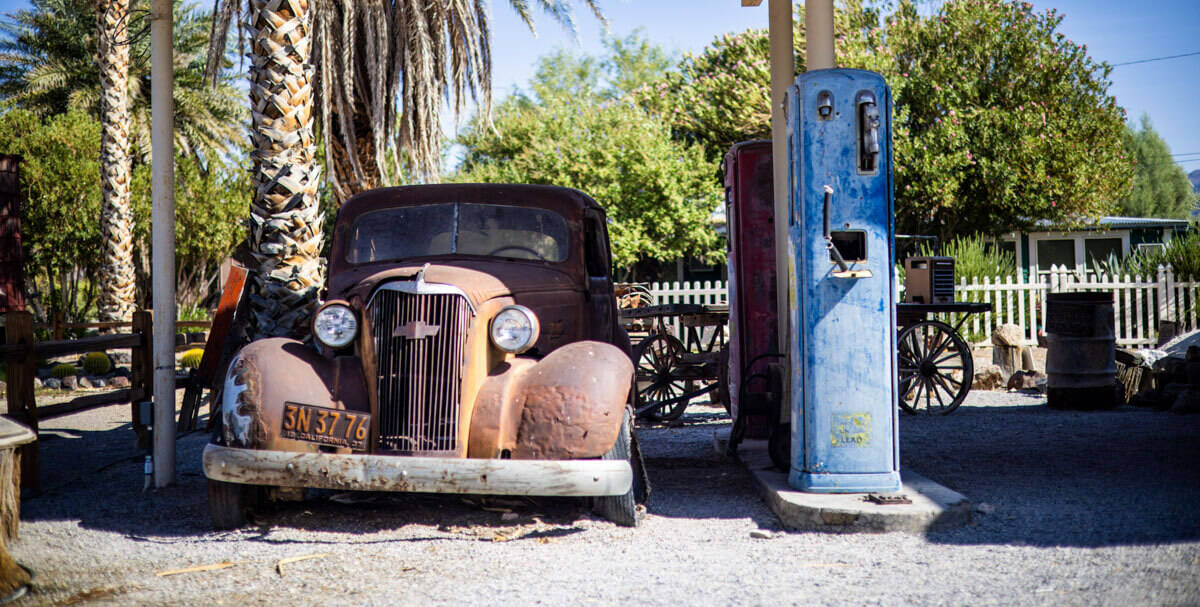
[130,155,249,313]
[0,109,102,324]
[0,0,245,163]
[458,95,720,271]
[456,39,721,272]
[634,1,885,161]
[1117,116,1196,218]
[887,0,1132,239]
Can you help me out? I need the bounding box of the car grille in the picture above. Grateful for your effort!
[369,289,472,453]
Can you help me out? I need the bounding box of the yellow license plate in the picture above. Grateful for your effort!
[280,402,370,450]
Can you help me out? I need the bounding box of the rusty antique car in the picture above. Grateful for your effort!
[203,184,647,527]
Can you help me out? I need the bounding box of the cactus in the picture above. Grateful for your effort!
[50,363,78,379]
[180,348,204,369]
[82,352,113,376]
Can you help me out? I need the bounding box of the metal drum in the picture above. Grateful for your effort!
[1045,292,1118,410]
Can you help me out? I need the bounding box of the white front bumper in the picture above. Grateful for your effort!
[202,444,632,497]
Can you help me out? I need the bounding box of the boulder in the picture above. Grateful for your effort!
[991,324,1025,347]
[973,364,1004,390]
[1006,370,1045,391]
[60,375,77,391]
[109,376,131,389]
[43,378,60,390]
[91,378,106,389]
[77,376,93,389]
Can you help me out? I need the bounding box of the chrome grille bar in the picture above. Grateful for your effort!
[369,289,471,453]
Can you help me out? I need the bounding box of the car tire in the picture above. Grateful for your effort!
[593,409,644,527]
[208,479,256,530]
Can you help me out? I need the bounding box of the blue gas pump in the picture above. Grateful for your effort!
[786,68,901,493]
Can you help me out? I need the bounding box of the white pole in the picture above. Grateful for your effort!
[805,0,836,70]
[768,0,793,363]
[150,0,176,487]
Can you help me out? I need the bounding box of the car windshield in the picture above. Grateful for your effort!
[346,203,571,264]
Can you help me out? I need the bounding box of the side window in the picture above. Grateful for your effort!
[584,214,610,278]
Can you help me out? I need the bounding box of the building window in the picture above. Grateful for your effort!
[1083,238,1122,268]
[1036,239,1075,273]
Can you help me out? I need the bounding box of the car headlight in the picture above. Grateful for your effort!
[312,302,358,348]
[490,305,540,354]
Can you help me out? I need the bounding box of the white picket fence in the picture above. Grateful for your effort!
[648,280,729,339]
[648,265,1199,348]
[952,265,1199,347]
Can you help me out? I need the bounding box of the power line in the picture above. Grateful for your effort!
[1111,51,1200,67]
[1171,152,1200,157]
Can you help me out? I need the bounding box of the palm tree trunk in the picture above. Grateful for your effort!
[328,98,382,205]
[96,0,137,324]
[245,0,324,339]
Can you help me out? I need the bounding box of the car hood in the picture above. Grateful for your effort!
[335,260,581,308]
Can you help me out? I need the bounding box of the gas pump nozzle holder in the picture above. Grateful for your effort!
[787,68,900,493]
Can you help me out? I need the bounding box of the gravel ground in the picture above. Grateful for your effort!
[8,386,1200,606]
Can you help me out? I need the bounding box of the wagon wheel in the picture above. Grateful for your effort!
[632,333,692,422]
[897,320,973,415]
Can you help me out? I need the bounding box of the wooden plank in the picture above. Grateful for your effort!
[32,333,141,357]
[37,390,132,420]
[196,264,246,383]
[130,310,153,448]
[3,312,36,490]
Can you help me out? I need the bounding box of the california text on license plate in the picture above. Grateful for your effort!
[280,402,371,450]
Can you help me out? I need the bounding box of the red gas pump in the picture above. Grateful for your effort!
[723,141,786,464]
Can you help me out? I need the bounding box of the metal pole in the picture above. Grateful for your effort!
[805,0,836,70]
[768,0,794,365]
[150,0,176,487]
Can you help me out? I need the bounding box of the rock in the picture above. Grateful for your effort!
[91,378,107,389]
[1006,370,1045,391]
[991,324,1025,347]
[1021,346,1036,372]
[77,376,93,389]
[113,366,132,378]
[972,364,1004,390]
[1170,388,1200,414]
[749,530,776,540]
[44,378,60,390]
[61,375,78,391]
[109,376,131,389]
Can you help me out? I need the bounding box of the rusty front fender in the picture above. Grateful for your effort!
[219,338,370,452]
[469,341,633,460]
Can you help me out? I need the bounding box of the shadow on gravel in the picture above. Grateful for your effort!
[19,404,777,539]
[901,402,1200,548]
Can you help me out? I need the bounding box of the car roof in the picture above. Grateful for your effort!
[335,183,603,229]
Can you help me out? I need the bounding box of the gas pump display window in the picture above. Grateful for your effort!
[829,230,867,263]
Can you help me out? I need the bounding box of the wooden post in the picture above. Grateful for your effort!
[130,309,153,449]
[3,311,37,490]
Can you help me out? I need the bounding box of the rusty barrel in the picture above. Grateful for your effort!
[1045,292,1118,410]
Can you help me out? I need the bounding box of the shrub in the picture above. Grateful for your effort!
[180,348,204,369]
[921,234,1017,282]
[50,363,78,379]
[81,352,112,376]
[1118,231,1200,279]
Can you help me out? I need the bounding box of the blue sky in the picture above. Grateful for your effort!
[2,0,1197,174]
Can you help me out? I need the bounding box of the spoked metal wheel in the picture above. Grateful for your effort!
[632,333,692,422]
[897,320,973,415]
